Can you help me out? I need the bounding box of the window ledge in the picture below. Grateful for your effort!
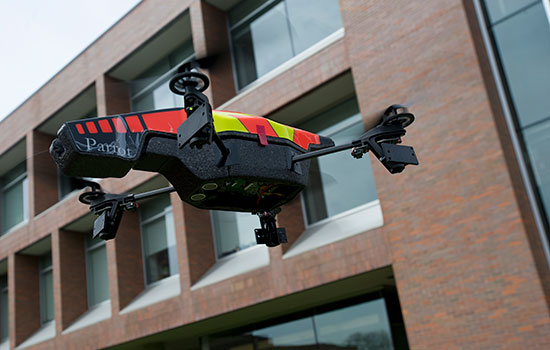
[34,190,80,220]
[17,321,55,349]
[120,274,181,314]
[0,339,8,350]
[191,245,270,290]
[218,28,345,110]
[62,300,111,334]
[283,201,383,259]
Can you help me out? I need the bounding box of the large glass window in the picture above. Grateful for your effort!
[314,299,393,349]
[482,0,550,227]
[301,98,378,225]
[209,295,402,350]
[211,210,258,258]
[229,0,343,89]
[140,194,178,285]
[85,235,110,307]
[0,162,28,234]
[39,254,54,324]
[131,42,194,112]
[0,275,7,342]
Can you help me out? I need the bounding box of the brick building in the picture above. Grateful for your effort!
[0,0,549,349]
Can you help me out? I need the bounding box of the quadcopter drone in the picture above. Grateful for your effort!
[49,63,418,247]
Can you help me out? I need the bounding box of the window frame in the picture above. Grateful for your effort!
[0,163,29,235]
[139,199,177,287]
[38,255,54,325]
[227,0,344,91]
[84,237,109,308]
[210,210,260,260]
[130,45,195,113]
[298,101,378,229]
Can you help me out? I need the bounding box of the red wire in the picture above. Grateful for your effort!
[256,184,275,208]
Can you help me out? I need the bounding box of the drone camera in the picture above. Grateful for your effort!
[380,143,418,173]
[255,227,288,247]
[253,208,288,247]
[93,209,123,240]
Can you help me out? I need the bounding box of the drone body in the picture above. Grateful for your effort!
[50,65,418,246]
[51,108,333,212]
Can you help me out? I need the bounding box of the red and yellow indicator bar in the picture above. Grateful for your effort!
[72,109,320,151]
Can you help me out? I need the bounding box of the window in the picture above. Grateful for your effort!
[211,210,258,258]
[140,194,178,285]
[229,0,343,89]
[208,295,403,350]
[58,175,99,201]
[58,175,90,200]
[0,162,28,234]
[481,0,550,227]
[301,98,378,225]
[85,235,109,307]
[131,42,194,112]
[0,275,7,342]
[39,254,54,324]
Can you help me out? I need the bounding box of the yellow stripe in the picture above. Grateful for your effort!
[212,111,248,133]
[268,119,294,142]
[212,110,296,143]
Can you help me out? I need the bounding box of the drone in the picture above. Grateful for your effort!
[49,62,418,247]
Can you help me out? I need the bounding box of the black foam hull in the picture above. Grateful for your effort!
[50,115,333,212]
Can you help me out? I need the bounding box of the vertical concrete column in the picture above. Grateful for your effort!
[31,130,58,216]
[55,229,87,331]
[12,254,40,346]
[108,210,144,312]
[95,75,131,117]
[190,0,236,108]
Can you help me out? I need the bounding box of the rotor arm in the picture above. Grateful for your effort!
[291,105,419,174]
[80,183,176,240]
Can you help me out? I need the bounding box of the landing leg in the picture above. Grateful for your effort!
[254,208,288,247]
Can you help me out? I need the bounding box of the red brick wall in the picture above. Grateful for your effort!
[31,131,58,216]
[190,0,236,108]
[340,0,550,348]
[462,0,550,307]
[111,210,144,311]
[57,229,87,330]
[0,0,548,349]
[96,76,130,117]
[182,204,216,285]
[13,254,40,346]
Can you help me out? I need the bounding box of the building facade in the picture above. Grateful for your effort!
[0,0,549,349]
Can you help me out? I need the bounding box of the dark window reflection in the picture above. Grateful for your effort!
[315,299,393,350]
[484,0,537,24]
[482,0,550,229]
[253,318,316,349]
[491,2,550,128]
[524,120,550,221]
[209,296,404,350]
